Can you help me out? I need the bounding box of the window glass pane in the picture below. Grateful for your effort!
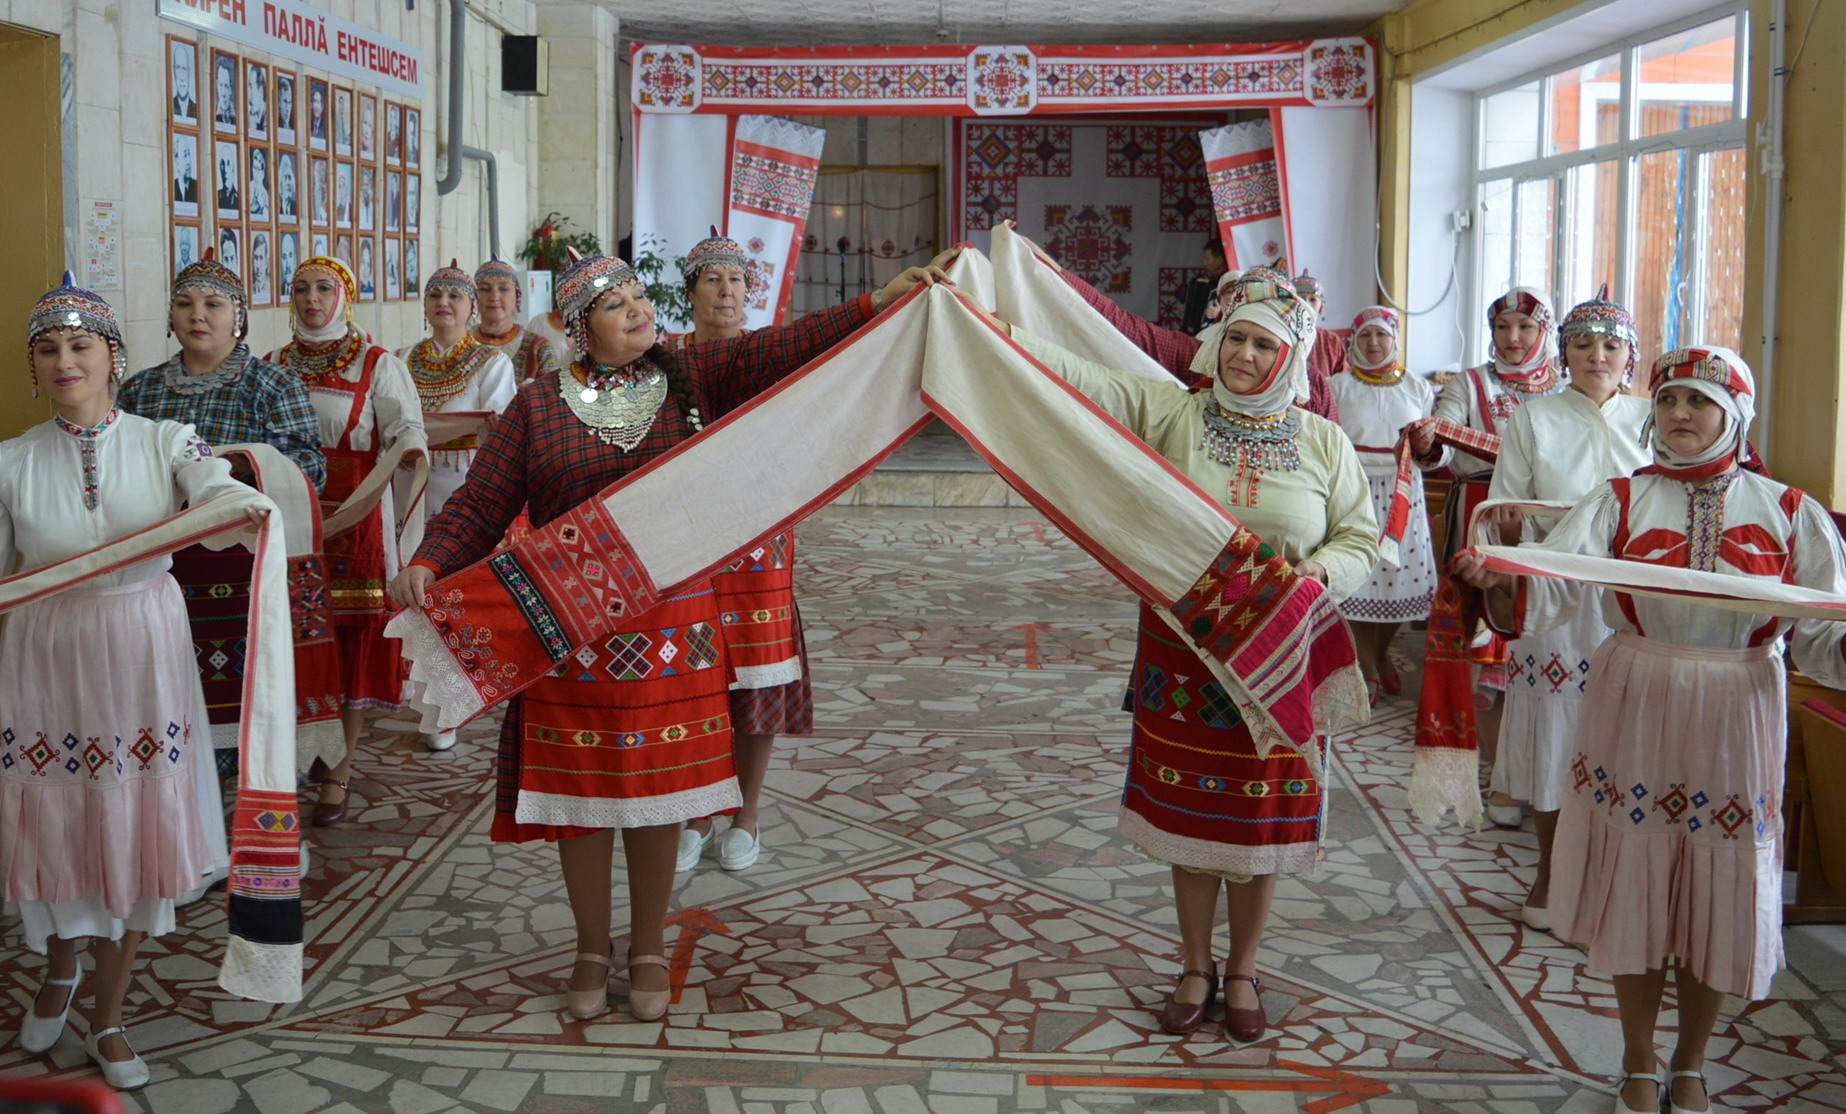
[1632,149,1694,356]
[1477,177,1515,324]
[1693,146,1746,351]
[1637,16,1737,138]
[1546,53,1621,155]
[1480,81,1542,168]
[1557,160,1621,311]
[1515,177,1557,295]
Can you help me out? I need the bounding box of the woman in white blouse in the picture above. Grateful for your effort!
[0,276,261,1089]
[1458,348,1846,1114]
[1480,290,1651,931]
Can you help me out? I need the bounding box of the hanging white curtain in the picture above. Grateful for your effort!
[794,169,938,316]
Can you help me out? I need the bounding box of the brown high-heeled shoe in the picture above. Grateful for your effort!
[1222,973,1267,1043]
[625,953,672,1022]
[312,779,350,827]
[1158,967,1219,1035]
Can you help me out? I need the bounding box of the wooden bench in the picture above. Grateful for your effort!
[1787,681,1846,923]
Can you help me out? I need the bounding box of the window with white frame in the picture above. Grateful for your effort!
[1471,5,1747,366]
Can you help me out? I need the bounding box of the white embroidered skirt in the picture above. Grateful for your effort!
[1550,633,1784,999]
[0,576,225,946]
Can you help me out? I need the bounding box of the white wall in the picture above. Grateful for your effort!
[6,0,547,365]
[1403,84,1473,376]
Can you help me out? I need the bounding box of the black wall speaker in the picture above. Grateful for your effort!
[502,35,548,96]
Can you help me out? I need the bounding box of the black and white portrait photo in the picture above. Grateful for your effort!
[335,161,353,229]
[174,224,200,271]
[308,78,328,150]
[249,229,273,306]
[212,50,238,134]
[405,175,420,234]
[171,133,199,217]
[404,239,420,297]
[218,226,241,277]
[279,231,300,287]
[359,165,375,231]
[385,170,401,233]
[359,237,376,298]
[214,139,241,219]
[312,232,329,258]
[275,69,296,145]
[385,102,402,165]
[334,87,353,156]
[310,156,329,225]
[246,60,268,140]
[247,146,271,221]
[277,150,299,222]
[384,236,401,300]
[405,108,421,168]
[170,39,198,127]
[335,233,353,270]
[360,94,376,161]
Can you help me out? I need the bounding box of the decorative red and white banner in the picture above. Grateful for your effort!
[630,39,1375,116]
[1200,117,1289,272]
[726,115,826,329]
[952,117,1218,327]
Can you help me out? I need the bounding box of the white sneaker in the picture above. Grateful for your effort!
[717,825,761,871]
[423,731,457,752]
[676,825,713,872]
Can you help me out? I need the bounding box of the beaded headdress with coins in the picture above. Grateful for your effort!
[681,227,769,300]
[173,248,250,338]
[28,271,127,386]
[556,248,642,353]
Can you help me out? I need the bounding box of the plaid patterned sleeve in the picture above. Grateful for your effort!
[1306,366,1339,424]
[413,385,533,575]
[1056,268,1203,380]
[694,295,877,418]
[254,360,328,492]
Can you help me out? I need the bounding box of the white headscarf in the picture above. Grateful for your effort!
[1488,286,1557,381]
[1644,345,1757,471]
[1189,278,1315,419]
[1346,305,1400,372]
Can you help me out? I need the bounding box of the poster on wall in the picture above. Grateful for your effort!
[279,230,300,285]
[250,228,273,305]
[163,26,424,292]
[214,139,241,220]
[246,59,269,140]
[171,132,200,218]
[275,68,296,144]
[158,0,424,100]
[211,48,238,133]
[359,236,376,299]
[170,38,199,126]
[277,150,299,222]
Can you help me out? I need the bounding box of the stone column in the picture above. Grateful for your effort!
[536,2,618,254]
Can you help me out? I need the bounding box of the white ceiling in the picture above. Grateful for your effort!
[611,0,1408,48]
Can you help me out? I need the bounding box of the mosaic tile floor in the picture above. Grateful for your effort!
[4,505,1844,1113]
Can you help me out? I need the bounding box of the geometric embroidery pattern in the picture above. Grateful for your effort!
[1044,203,1135,295]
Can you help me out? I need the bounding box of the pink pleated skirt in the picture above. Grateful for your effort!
[0,576,219,923]
[1550,633,1785,1000]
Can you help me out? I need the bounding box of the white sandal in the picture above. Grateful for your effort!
[1615,1071,1660,1114]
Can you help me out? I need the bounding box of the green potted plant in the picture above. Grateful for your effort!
[630,233,690,327]
[516,211,601,280]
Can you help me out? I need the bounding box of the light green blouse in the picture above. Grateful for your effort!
[1016,330,1380,602]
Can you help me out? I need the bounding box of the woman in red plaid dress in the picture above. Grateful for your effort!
[393,250,942,1023]
[664,232,811,875]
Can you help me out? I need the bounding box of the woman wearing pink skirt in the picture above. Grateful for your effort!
[1457,348,1846,1114]
[1,276,257,1088]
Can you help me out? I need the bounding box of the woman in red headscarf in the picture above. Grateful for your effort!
[1455,347,1846,1114]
